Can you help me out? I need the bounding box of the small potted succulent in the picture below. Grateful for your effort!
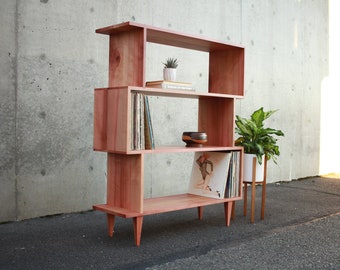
[235,107,284,182]
[163,57,178,81]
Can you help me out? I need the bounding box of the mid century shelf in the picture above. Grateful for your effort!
[92,21,245,246]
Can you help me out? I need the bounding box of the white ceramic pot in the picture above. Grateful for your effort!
[163,68,177,81]
[243,153,265,182]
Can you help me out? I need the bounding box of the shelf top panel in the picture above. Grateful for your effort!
[100,145,244,155]
[96,21,244,52]
[134,146,243,154]
[136,87,244,99]
[95,86,244,99]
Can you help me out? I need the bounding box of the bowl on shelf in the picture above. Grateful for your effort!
[182,132,208,147]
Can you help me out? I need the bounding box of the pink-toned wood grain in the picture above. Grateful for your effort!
[96,21,241,53]
[224,202,233,226]
[94,193,242,218]
[106,88,130,152]
[133,217,143,246]
[198,97,235,147]
[94,194,242,221]
[107,214,115,237]
[93,88,131,153]
[93,204,142,218]
[142,194,241,215]
[93,89,107,151]
[109,30,145,87]
[106,153,143,213]
[209,48,244,96]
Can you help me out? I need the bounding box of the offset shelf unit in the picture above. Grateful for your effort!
[93,22,245,246]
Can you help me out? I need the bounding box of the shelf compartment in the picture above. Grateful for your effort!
[93,87,239,153]
[94,193,241,218]
[96,21,242,52]
[143,193,241,215]
[199,97,235,147]
[96,21,244,96]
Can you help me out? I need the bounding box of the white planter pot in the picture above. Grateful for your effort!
[163,68,177,81]
[243,154,265,182]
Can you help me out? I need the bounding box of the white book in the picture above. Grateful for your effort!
[146,80,195,91]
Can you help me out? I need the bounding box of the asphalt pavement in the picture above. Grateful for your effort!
[0,176,339,269]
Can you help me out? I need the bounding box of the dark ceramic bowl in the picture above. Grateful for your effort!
[182,132,208,147]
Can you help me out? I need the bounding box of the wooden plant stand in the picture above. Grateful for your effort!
[243,157,267,223]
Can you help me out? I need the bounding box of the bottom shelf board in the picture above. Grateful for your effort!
[93,193,241,218]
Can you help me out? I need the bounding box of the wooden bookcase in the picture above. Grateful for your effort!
[93,22,245,246]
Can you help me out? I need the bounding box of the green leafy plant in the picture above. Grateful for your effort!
[235,107,284,165]
[162,57,178,69]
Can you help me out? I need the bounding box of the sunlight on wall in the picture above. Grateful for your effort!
[319,0,340,175]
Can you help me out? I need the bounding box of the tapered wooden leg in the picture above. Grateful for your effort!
[243,182,248,216]
[224,202,233,226]
[197,206,204,220]
[107,214,115,237]
[133,216,143,247]
[231,201,235,220]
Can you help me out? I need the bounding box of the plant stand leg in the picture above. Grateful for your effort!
[261,158,267,220]
[133,216,143,247]
[250,157,257,223]
[243,182,248,216]
[224,201,233,226]
[261,182,266,220]
[197,206,204,220]
[251,182,256,223]
[107,214,115,237]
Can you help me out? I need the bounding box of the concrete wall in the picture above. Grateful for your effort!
[0,0,17,222]
[0,0,329,222]
[240,1,329,180]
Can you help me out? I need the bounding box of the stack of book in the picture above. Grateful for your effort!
[146,80,195,91]
[188,151,240,199]
[131,92,155,150]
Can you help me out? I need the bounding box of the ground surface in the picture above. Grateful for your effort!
[0,177,339,269]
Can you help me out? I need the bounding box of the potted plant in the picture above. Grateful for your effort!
[235,107,284,182]
[163,57,178,81]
